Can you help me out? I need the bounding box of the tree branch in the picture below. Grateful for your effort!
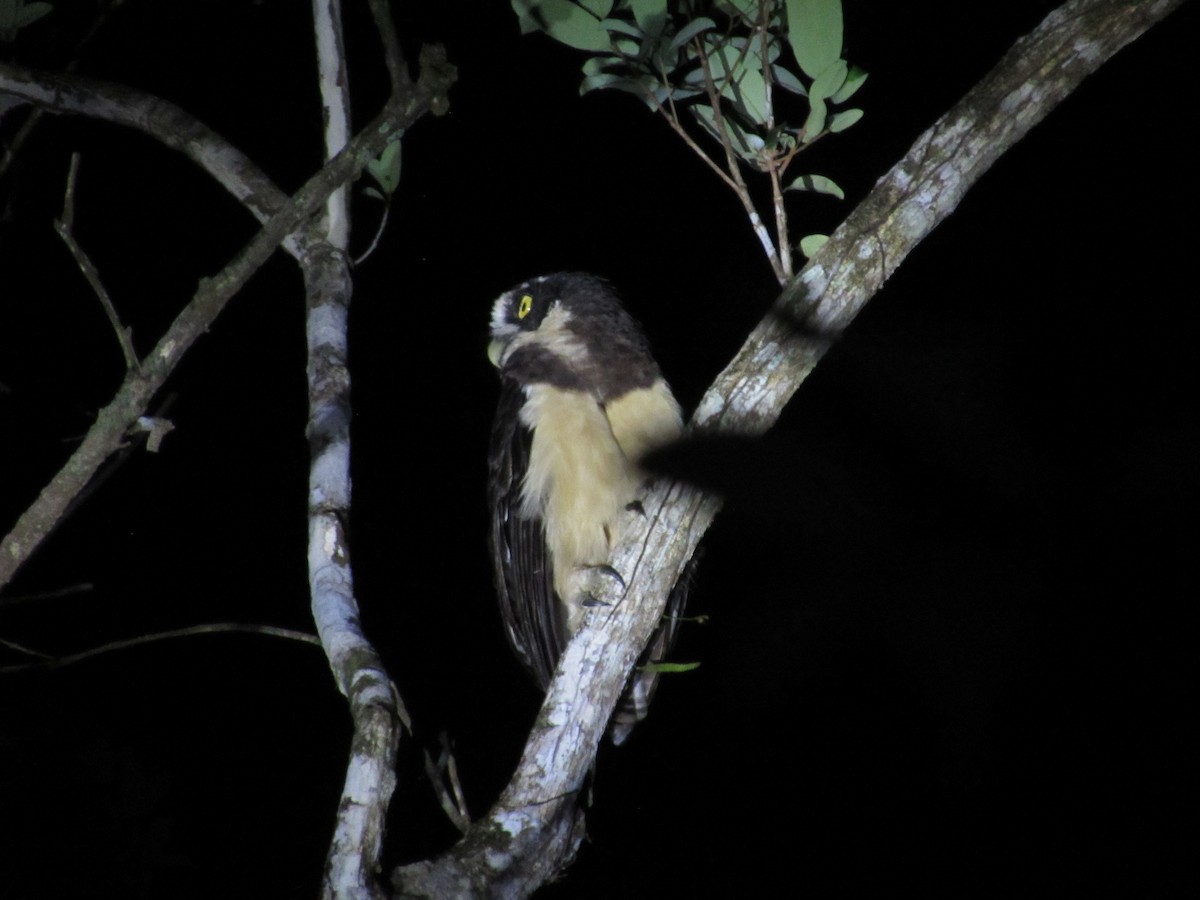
[304,239,405,900]
[305,5,418,897]
[52,153,141,373]
[0,59,302,258]
[391,0,1184,894]
[313,0,353,250]
[0,623,321,674]
[0,49,456,593]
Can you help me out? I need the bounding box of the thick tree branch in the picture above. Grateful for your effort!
[699,0,1187,435]
[307,247,406,900]
[0,48,456,593]
[306,6,410,899]
[391,0,1183,895]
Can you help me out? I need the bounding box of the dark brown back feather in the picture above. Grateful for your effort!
[488,377,565,688]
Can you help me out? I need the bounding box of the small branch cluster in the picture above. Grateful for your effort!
[513,0,866,284]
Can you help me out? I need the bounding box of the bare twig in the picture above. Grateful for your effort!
[0,636,54,659]
[52,153,141,372]
[423,734,472,835]
[755,1,792,277]
[766,156,791,276]
[352,199,390,266]
[0,622,321,674]
[0,582,93,607]
[656,84,738,192]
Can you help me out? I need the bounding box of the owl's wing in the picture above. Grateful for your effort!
[488,377,566,688]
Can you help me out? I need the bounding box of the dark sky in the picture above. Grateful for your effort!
[1,1,1196,897]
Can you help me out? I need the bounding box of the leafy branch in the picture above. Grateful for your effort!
[513,0,866,284]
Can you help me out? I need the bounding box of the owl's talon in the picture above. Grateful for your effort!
[592,564,625,591]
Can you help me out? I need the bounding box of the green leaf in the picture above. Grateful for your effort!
[670,16,715,50]
[785,173,843,199]
[703,39,735,81]
[669,86,704,102]
[708,42,771,125]
[830,64,867,103]
[802,96,826,140]
[829,107,862,132]
[650,83,673,105]
[799,233,828,257]
[537,0,612,51]
[692,103,763,159]
[511,0,541,35]
[590,73,661,106]
[628,0,667,35]
[362,187,384,202]
[771,63,807,96]
[581,72,641,95]
[809,58,847,102]
[601,17,643,38]
[365,139,402,195]
[652,37,681,72]
[690,103,722,142]
[640,661,701,674]
[577,0,614,17]
[733,62,769,124]
[581,55,611,76]
[785,0,843,79]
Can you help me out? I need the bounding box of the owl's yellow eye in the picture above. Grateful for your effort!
[517,294,534,320]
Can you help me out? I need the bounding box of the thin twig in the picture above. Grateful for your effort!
[694,35,785,282]
[352,198,390,266]
[0,581,94,607]
[0,636,54,659]
[445,746,469,827]
[756,0,792,278]
[767,154,791,276]
[0,623,321,674]
[422,734,471,835]
[53,153,141,372]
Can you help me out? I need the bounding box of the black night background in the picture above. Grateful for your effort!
[1,1,1195,896]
